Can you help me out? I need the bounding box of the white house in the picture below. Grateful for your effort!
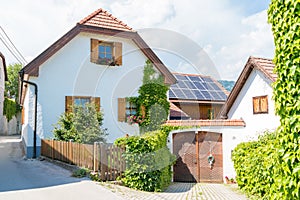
[0,52,8,135]
[20,8,176,158]
[165,56,280,183]
[220,56,280,135]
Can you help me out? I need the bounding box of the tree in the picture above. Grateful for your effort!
[53,103,107,144]
[5,63,22,101]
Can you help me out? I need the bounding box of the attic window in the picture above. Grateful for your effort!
[90,39,122,66]
[253,95,268,114]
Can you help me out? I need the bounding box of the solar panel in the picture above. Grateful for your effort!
[184,81,197,89]
[193,82,206,90]
[171,88,186,99]
[169,90,176,98]
[174,74,187,81]
[182,89,196,99]
[201,90,212,99]
[193,90,205,99]
[207,82,216,91]
[170,74,228,101]
[188,76,201,82]
[202,76,213,83]
[177,81,188,89]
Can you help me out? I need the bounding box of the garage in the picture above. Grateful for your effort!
[173,131,223,183]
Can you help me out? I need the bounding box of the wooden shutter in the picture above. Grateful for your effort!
[114,42,122,66]
[92,97,101,112]
[260,96,268,113]
[118,98,126,122]
[252,97,260,114]
[141,105,146,118]
[91,39,99,63]
[65,96,73,113]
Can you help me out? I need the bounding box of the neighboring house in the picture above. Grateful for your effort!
[169,73,228,120]
[220,56,280,135]
[20,8,176,158]
[0,52,8,134]
[165,56,279,183]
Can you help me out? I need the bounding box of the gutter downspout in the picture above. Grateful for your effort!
[19,70,38,159]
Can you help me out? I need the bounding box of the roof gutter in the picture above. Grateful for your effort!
[19,70,38,158]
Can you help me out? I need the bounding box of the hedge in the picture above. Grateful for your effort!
[115,125,180,192]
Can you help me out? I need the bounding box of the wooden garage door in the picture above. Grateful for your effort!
[198,132,223,182]
[173,132,197,182]
[173,131,223,183]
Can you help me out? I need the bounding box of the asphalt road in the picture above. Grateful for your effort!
[0,136,124,200]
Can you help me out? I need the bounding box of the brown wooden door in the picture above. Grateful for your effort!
[173,131,223,183]
[198,132,223,182]
[173,132,197,182]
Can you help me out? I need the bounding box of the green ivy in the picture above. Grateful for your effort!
[3,98,20,121]
[132,60,170,133]
[232,1,300,199]
[115,125,181,192]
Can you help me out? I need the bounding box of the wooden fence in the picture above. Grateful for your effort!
[41,139,125,181]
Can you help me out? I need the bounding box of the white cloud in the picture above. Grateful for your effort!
[214,10,274,80]
[111,0,175,28]
[0,1,274,81]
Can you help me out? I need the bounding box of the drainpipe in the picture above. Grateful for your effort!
[19,70,38,159]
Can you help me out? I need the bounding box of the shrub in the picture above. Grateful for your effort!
[232,130,282,199]
[53,103,107,144]
[114,125,180,192]
[3,98,20,121]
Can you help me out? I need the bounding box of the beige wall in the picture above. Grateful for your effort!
[173,102,223,120]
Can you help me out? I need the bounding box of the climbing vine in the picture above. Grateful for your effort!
[130,60,170,133]
[3,98,20,121]
[233,1,300,199]
[268,0,300,198]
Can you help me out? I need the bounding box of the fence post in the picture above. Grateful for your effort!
[100,144,108,181]
[51,139,54,160]
[93,142,98,172]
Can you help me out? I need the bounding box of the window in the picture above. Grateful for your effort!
[65,96,100,113]
[253,95,268,114]
[118,98,137,122]
[90,39,122,66]
[126,101,137,118]
[74,97,91,107]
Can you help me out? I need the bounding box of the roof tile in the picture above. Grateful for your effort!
[165,119,245,127]
[250,56,277,81]
[79,8,134,32]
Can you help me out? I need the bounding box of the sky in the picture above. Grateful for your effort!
[0,0,274,81]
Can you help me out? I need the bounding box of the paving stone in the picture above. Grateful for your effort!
[100,182,248,200]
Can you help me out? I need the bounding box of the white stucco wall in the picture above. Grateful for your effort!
[22,32,154,155]
[228,69,280,139]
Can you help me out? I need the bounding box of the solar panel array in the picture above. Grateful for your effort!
[169,74,227,101]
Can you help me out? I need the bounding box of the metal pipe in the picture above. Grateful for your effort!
[19,70,38,158]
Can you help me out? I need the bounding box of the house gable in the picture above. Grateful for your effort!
[220,56,276,118]
[21,8,176,85]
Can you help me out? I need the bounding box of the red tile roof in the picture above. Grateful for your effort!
[79,8,134,32]
[220,56,276,118]
[250,57,276,82]
[165,119,246,127]
[170,102,190,118]
[21,8,176,85]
